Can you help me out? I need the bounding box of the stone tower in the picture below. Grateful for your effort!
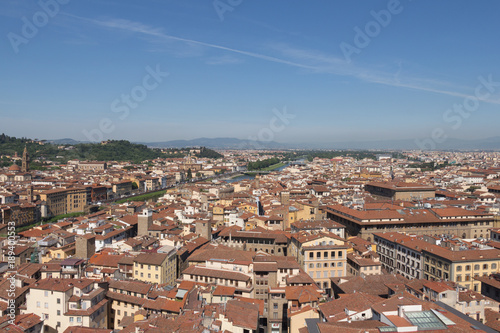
[27,185,33,203]
[21,146,29,173]
[138,209,153,237]
[195,220,211,241]
[75,235,95,259]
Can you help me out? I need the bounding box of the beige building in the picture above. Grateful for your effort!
[289,231,348,290]
[77,161,107,171]
[22,278,107,333]
[40,187,87,217]
[365,181,436,201]
[423,247,500,292]
[133,250,177,285]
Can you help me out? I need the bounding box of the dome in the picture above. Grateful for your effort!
[8,164,21,171]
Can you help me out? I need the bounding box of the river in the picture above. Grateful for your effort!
[225,163,289,183]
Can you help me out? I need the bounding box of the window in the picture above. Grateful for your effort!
[316,272,321,278]
[148,265,151,270]
[117,310,121,315]
[316,252,321,258]
[324,251,328,258]
[456,266,462,272]
[474,264,480,270]
[273,303,278,309]
[273,312,278,319]
[156,266,158,271]
[331,251,335,258]
[483,264,488,270]
[148,273,151,278]
[309,263,314,268]
[155,274,158,279]
[466,265,471,271]
[44,303,49,309]
[36,301,40,308]
[140,273,143,277]
[135,270,138,275]
[309,252,313,259]
[57,310,61,316]
[316,263,321,268]
[331,262,335,267]
[493,263,497,269]
[338,262,343,267]
[44,291,49,297]
[70,317,74,323]
[77,317,82,323]
[57,298,60,304]
[338,251,343,258]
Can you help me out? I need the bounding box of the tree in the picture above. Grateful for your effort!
[132,182,139,190]
[196,172,202,178]
[186,168,192,180]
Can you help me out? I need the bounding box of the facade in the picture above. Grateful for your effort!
[364,181,436,201]
[423,247,500,292]
[324,205,495,241]
[77,162,107,171]
[374,232,425,280]
[218,227,289,256]
[22,278,107,333]
[133,251,176,285]
[289,232,348,290]
[40,187,87,217]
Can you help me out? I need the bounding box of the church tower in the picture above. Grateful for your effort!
[21,146,29,173]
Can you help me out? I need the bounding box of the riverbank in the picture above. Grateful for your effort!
[115,190,167,204]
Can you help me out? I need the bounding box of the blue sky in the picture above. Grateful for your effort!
[1,0,500,146]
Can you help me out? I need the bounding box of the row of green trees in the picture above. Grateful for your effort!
[247,157,280,170]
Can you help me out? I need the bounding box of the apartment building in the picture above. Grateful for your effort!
[324,205,494,241]
[423,246,500,292]
[40,187,87,217]
[217,226,289,256]
[22,278,107,333]
[133,250,177,285]
[181,259,253,298]
[374,232,425,280]
[289,231,348,290]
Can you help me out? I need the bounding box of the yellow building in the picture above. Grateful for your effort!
[133,248,177,285]
[423,247,500,292]
[40,187,87,217]
[289,231,348,290]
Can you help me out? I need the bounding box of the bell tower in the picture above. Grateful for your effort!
[21,146,29,173]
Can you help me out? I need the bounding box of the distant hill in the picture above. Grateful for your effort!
[11,135,500,152]
[47,138,81,145]
[0,135,164,163]
[144,137,291,150]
